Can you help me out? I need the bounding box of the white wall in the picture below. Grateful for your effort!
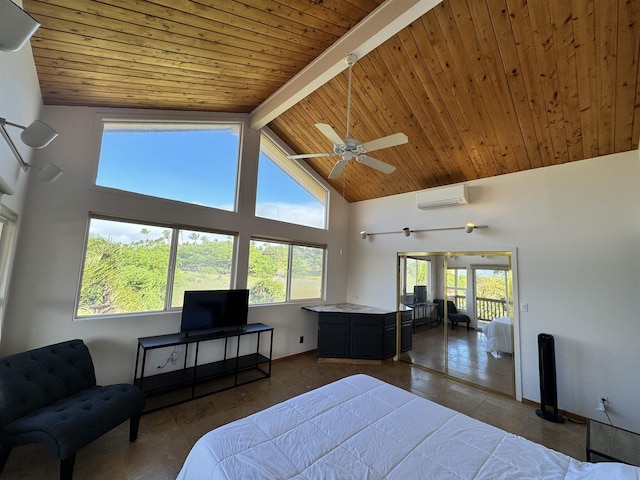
[348,152,640,433]
[0,3,43,341]
[1,105,349,385]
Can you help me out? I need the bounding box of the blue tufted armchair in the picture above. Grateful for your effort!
[0,339,145,480]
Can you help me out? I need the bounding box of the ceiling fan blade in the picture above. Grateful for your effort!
[360,132,408,153]
[287,152,334,159]
[328,159,347,179]
[356,155,396,174]
[315,123,345,146]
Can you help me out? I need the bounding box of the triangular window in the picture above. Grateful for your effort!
[256,132,327,229]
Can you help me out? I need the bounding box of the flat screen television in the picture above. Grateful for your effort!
[180,289,249,335]
[413,285,427,304]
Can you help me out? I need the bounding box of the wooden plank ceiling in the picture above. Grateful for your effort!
[23,0,640,203]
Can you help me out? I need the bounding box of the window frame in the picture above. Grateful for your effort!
[446,267,468,311]
[75,214,239,319]
[248,237,326,305]
[94,117,244,213]
[256,128,329,229]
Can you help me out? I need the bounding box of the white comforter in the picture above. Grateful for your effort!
[481,316,513,353]
[178,374,639,479]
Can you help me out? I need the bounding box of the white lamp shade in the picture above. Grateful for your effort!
[0,0,40,52]
[20,120,58,148]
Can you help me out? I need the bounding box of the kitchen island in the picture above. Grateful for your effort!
[302,303,412,362]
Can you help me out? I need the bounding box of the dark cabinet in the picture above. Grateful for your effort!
[317,314,350,358]
[351,318,382,359]
[401,310,413,352]
[317,310,410,360]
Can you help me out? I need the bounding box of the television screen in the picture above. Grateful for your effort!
[413,285,427,304]
[180,289,249,334]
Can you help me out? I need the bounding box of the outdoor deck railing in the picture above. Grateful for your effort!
[476,297,507,321]
[450,296,507,321]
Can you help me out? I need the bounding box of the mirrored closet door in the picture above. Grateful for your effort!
[398,251,516,397]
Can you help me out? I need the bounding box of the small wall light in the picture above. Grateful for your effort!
[465,222,476,233]
[0,0,40,52]
[360,230,367,239]
[403,227,411,237]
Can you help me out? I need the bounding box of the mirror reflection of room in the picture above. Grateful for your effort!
[399,252,515,397]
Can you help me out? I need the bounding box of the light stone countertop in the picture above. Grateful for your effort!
[302,303,409,314]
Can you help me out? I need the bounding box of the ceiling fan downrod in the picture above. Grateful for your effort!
[345,54,357,140]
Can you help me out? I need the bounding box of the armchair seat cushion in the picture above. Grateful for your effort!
[1,383,145,459]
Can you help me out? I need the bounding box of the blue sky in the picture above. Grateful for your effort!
[96,127,325,228]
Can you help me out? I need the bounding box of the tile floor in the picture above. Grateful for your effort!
[0,352,587,479]
[401,323,515,395]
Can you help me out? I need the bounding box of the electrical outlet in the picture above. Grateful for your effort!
[596,396,608,411]
[299,336,304,344]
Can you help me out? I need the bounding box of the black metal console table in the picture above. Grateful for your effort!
[134,323,273,412]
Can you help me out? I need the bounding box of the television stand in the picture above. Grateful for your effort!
[133,323,273,413]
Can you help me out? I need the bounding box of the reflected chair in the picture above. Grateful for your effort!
[434,299,471,331]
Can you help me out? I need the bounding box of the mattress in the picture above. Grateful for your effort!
[178,374,640,480]
[481,316,513,353]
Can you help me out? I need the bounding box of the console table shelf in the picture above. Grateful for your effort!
[134,323,273,413]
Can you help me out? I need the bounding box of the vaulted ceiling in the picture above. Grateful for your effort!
[22,0,640,202]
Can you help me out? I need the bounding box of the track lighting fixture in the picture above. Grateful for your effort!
[0,117,63,182]
[359,223,488,239]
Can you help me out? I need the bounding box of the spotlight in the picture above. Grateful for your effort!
[0,117,62,181]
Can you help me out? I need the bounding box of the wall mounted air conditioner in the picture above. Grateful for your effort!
[416,184,469,209]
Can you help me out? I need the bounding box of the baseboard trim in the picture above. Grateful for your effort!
[522,397,587,423]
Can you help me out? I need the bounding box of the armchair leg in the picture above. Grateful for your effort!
[0,444,12,472]
[60,453,75,480]
[129,413,142,442]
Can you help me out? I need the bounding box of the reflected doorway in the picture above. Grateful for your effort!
[398,251,517,397]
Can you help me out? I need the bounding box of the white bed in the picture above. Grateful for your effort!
[178,375,640,480]
[178,374,639,479]
[481,316,513,354]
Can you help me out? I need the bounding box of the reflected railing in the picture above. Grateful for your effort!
[476,297,507,321]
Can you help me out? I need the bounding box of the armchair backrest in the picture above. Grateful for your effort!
[447,300,458,314]
[0,339,97,428]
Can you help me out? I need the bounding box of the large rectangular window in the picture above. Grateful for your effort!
[76,217,235,317]
[96,121,242,211]
[248,239,324,305]
[405,258,429,299]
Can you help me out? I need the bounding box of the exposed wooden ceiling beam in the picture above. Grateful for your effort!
[249,0,443,130]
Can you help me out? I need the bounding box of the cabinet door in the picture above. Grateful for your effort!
[351,323,381,359]
[317,314,349,358]
[401,311,413,352]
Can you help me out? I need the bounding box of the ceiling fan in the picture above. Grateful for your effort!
[287,54,409,179]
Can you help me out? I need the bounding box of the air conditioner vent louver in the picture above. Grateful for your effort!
[416,185,469,209]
